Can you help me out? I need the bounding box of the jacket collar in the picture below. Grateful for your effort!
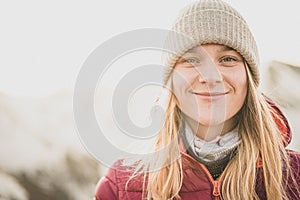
[263,94,291,147]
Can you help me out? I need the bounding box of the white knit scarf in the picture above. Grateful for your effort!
[184,122,240,163]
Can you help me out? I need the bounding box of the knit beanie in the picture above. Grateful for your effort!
[163,0,260,87]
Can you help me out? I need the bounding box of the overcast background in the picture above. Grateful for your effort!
[0,1,300,199]
[1,0,300,96]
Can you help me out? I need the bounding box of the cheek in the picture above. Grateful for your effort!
[225,67,247,92]
[172,69,196,93]
[225,67,247,114]
[171,70,197,112]
[171,73,187,109]
[236,69,247,94]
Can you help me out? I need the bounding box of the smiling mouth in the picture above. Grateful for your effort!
[192,92,229,97]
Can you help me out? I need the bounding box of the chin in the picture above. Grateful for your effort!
[191,115,227,127]
[200,118,226,127]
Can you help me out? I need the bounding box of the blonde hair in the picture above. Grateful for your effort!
[137,62,299,199]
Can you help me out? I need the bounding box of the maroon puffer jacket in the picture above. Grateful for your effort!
[95,98,300,200]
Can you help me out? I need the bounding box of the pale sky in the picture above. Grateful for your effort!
[1,0,299,97]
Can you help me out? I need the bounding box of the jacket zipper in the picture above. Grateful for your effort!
[199,163,221,200]
[182,152,223,200]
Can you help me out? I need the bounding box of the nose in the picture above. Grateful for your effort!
[196,62,223,84]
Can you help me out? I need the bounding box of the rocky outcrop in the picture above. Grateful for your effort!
[264,60,300,151]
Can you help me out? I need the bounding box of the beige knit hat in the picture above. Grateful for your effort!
[163,0,260,87]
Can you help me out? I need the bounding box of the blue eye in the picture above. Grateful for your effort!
[221,56,237,62]
[184,57,200,64]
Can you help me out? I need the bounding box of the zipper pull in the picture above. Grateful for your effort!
[213,181,220,197]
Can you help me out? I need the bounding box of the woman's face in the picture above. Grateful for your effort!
[172,44,247,134]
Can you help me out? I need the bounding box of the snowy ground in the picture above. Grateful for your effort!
[0,91,100,200]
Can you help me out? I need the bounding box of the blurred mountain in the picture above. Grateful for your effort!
[0,91,101,200]
[264,60,300,151]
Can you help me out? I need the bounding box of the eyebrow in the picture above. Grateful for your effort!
[217,46,235,52]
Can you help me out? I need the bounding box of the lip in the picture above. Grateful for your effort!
[191,91,229,100]
[193,92,228,96]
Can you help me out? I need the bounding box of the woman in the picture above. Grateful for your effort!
[95,0,300,199]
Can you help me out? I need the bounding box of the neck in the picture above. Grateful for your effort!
[184,115,238,141]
